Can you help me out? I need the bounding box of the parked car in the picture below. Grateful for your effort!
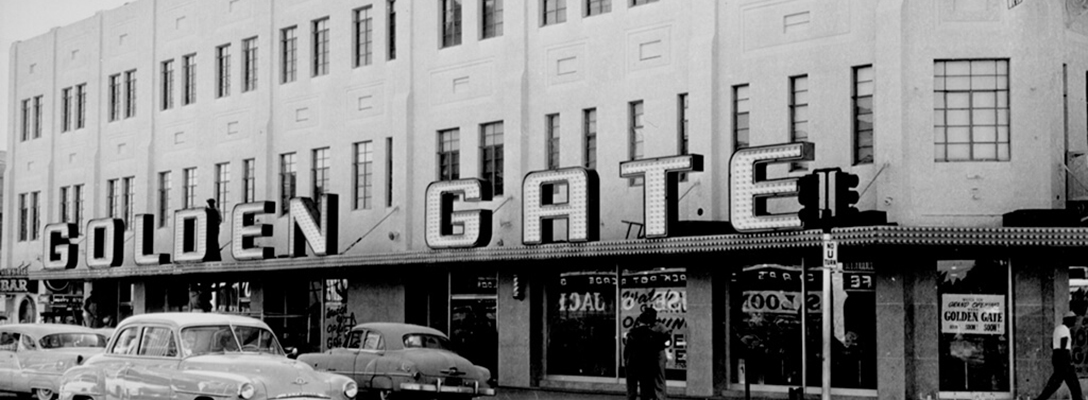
[299,322,495,399]
[57,312,358,400]
[0,323,108,400]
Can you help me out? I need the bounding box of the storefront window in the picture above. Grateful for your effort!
[730,263,876,389]
[621,268,687,381]
[265,279,322,354]
[548,268,618,377]
[450,271,497,380]
[324,279,355,349]
[938,260,1010,392]
[208,281,252,314]
[546,266,687,380]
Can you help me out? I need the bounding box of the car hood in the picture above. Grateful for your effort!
[401,349,485,380]
[181,353,341,395]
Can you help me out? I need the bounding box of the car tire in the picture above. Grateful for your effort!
[34,389,56,400]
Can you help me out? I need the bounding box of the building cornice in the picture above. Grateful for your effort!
[28,225,1088,280]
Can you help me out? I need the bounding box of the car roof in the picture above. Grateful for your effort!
[0,323,102,337]
[118,313,270,329]
[353,322,447,338]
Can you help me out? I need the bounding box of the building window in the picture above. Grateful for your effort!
[442,0,463,48]
[354,141,374,210]
[159,172,171,228]
[61,87,73,132]
[124,69,136,118]
[76,84,86,129]
[242,158,256,203]
[243,37,258,92]
[354,7,373,67]
[215,162,231,218]
[33,96,41,139]
[30,192,39,241]
[584,108,597,170]
[631,0,658,5]
[733,84,750,150]
[183,168,197,209]
[731,262,876,389]
[546,114,560,170]
[629,100,644,186]
[386,137,394,207]
[73,185,84,228]
[109,74,121,121]
[60,186,70,224]
[388,0,397,60]
[790,75,809,171]
[18,194,26,241]
[20,99,30,142]
[543,0,566,25]
[216,44,231,98]
[312,17,330,77]
[481,122,504,196]
[934,60,1010,162]
[312,148,330,200]
[586,0,611,15]
[678,93,689,181]
[854,65,874,164]
[183,54,197,105]
[482,0,503,39]
[937,260,1011,392]
[437,129,460,181]
[547,267,688,380]
[162,60,175,110]
[280,153,297,214]
[108,179,120,219]
[281,26,298,83]
[122,177,134,229]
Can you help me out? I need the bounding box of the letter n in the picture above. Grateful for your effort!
[289,194,338,257]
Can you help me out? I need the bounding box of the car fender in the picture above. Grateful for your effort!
[58,365,106,398]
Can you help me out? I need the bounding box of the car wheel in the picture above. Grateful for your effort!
[34,389,56,400]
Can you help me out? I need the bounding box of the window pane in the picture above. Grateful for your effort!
[934,127,946,143]
[973,144,996,160]
[948,127,970,143]
[621,268,687,381]
[548,269,616,377]
[947,93,970,109]
[974,126,997,143]
[947,144,971,160]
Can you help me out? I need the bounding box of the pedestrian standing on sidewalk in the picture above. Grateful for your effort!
[624,308,671,400]
[1034,311,1084,400]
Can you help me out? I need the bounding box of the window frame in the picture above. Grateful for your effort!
[162,59,175,110]
[933,59,1010,162]
[853,65,875,165]
[182,54,197,105]
[542,0,567,26]
[354,141,374,210]
[586,0,611,16]
[629,100,644,186]
[437,128,461,182]
[216,44,232,98]
[481,0,504,39]
[480,122,505,196]
[312,17,330,77]
[159,171,171,228]
[280,153,297,215]
[281,26,298,84]
[584,108,597,170]
[441,0,463,48]
[242,37,258,92]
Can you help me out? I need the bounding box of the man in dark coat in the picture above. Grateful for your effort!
[624,308,671,400]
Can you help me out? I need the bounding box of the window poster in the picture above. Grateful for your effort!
[937,260,1010,392]
[620,268,687,372]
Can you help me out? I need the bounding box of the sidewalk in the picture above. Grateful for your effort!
[493,387,629,400]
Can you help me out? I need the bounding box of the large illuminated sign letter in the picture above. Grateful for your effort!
[522,167,599,245]
[86,218,125,268]
[730,142,815,232]
[233,201,276,260]
[174,208,214,263]
[619,154,704,238]
[43,223,78,270]
[134,214,170,265]
[424,179,493,249]
[288,194,339,257]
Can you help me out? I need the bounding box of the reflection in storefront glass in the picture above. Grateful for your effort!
[937,260,1009,392]
[730,263,876,389]
[548,269,617,377]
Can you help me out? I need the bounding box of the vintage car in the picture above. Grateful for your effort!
[0,323,108,400]
[57,312,358,400]
[299,322,495,399]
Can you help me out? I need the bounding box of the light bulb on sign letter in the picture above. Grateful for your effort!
[729,142,815,233]
[522,167,599,245]
[424,179,493,249]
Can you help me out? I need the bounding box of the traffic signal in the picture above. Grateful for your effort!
[512,274,525,300]
[796,173,821,229]
[834,171,861,222]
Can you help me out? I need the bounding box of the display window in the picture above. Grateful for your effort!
[730,263,876,390]
[937,260,1011,394]
[546,266,687,381]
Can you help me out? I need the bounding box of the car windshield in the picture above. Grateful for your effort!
[402,334,452,351]
[39,333,108,349]
[179,325,284,357]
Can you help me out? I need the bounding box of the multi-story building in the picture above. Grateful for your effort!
[8,0,1088,398]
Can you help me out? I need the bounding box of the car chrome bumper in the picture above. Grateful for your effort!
[399,382,496,396]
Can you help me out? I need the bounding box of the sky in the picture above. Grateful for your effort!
[0,0,132,153]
